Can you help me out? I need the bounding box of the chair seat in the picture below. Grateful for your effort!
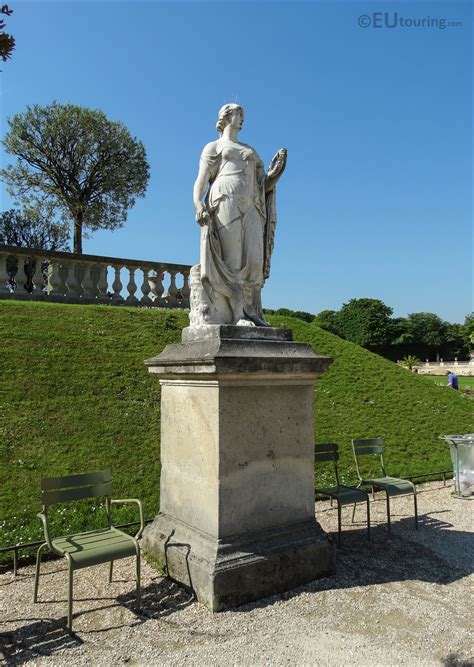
[362,477,414,495]
[52,527,137,569]
[316,485,369,505]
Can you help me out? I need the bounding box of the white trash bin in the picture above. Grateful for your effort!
[440,434,474,498]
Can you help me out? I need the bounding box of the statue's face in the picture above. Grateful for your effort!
[228,107,244,130]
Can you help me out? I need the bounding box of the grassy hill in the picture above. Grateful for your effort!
[1,300,471,562]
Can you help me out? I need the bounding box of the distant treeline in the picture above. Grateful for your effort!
[264,299,473,362]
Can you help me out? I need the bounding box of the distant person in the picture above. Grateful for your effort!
[447,370,459,390]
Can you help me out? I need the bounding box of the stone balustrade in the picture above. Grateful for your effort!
[0,245,191,309]
[406,359,474,376]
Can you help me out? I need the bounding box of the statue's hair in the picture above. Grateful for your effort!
[216,103,243,135]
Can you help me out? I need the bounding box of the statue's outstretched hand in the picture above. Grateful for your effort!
[195,202,211,226]
[267,148,287,179]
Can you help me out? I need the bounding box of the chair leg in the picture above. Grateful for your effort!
[386,491,391,534]
[33,542,47,603]
[109,560,113,583]
[413,490,418,530]
[352,482,363,523]
[67,558,74,632]
[372,485,375,501]
[337,502,342,547]
[366,497,371,541]
[136,548,141,609]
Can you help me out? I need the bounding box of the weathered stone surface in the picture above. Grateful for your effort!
[142,331,334,610]
[142,514,335,611]
[182,323,293,343]
[145,327,331,377]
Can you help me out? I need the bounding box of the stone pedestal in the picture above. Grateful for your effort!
[142,325,335,610]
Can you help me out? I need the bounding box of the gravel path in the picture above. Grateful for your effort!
[1,482,473,666]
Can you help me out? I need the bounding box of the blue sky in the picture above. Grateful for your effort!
[0,0,472,322]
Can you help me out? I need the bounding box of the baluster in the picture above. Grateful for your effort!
[47,261,64,297]
[140,268,152,306]
[180,269,190,309]
[96,263,109,303]
[81,262,94,301]
[0,253,11,299]
[32,258,45,296]
[58,263,68,296]
[167,270,178,307]
[0,253,11,296]
[24,257,36,294]
[65,261,81,300]
[148,270,165,306]
[126,265,139,304]
[111,265,124,303]
[15,258,30,295]
[89,263,100,299]
[76,263,85,297]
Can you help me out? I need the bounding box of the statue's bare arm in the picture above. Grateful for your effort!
[193,166,211,225]
[193,142,217,226]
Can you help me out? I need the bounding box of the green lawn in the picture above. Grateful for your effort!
[420,374,474,390]
[1,301,472,564]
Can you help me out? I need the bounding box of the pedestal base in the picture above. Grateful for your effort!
[143,513,335,611]
[143,325,334,610]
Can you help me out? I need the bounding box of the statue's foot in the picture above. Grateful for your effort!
[236,318,256,327]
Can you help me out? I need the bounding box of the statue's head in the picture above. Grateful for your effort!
[216,103,244,135]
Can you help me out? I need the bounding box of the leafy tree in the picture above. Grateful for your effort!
[291,310,315,323]
[441,323,470,360]
[273,308,314,322]
[274,307,293,318]
[401,312,448,358]
[0,208,69,251]
[1,102,150,254]
[463,313,474,348]
[336,298,394,348]
[0,4,15,62]
[263,307,315,323]
[313,310,341,336]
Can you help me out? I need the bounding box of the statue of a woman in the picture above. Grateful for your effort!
[192,103,286,327]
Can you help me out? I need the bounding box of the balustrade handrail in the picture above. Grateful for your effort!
[423,360,472,365]
[0,244,192,309]
[0,244,191,272]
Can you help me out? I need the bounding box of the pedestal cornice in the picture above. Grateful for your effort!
[144,326,332,377]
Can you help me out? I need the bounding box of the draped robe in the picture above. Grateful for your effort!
[199,140,277,322]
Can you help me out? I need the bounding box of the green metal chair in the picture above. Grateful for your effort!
[34,470,144,631]
[351,438,418,533]
[315,443,370,546]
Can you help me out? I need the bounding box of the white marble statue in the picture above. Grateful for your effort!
[191,104,287,327]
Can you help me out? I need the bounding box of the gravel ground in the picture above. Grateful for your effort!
[1,481,473,666]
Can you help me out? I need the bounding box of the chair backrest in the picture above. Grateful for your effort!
[352,438,385,479]
[40,470,112,508]
[315,443,341,486]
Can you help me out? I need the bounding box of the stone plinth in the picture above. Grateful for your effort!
[142,325,335,610]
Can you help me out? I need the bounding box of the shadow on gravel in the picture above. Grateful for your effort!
[330,512,472,580]
[442,652,474,667]
[116,577,194,622]
[0,579,195,658]
[325,514,473,586]
[0,618,82,664]
[233,512,473,613]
